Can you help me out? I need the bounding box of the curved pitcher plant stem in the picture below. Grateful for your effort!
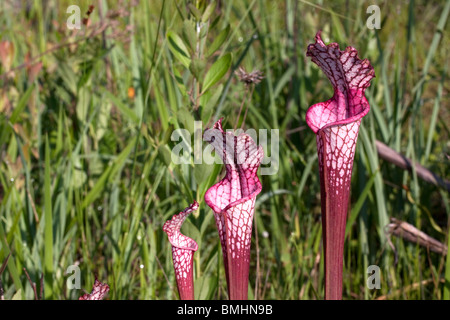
[204,118,263,300]
[305,31,375,300]
[163,201,199,300]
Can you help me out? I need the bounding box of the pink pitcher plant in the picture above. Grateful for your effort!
[163,201,199,300]
[305,31,375,300]
[79,278,110,300]
[204,118,263,300]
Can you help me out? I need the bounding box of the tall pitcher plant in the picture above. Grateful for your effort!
[305,31,375,300]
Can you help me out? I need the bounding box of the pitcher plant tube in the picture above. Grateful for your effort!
[163,201,199,300]
[204,118,263,300]
[305,31,375,300]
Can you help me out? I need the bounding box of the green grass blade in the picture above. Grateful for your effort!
[81,137,136,209]
[44,136,54,299]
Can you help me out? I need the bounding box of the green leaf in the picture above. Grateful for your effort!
[96,99,112,140]
[330,13,346,44]
[177,107,195,134]
[182,20,197,54]
[0,224,23,296]
[103,89,140,124]
[189,58,206,80]
[445,215,450,299]
[72,156,87,189]
[194,276,217,300]
[345,170,377,237]
[202,1,216,22]
[77,60,94,90]
[157,145,173,168]
[183,218,201,247]
[206,25,230,58]
[173,67,187,96]
[196,162,221,202]
[12,289,22,300]
[44,136,54,300]
[201,53,232,94]
[194,161,214,185]
[200,84,223,121]
[153,81,170,131]
[188,4,202,20]
[167,30,191,68]
[10,84,34,124]
[76,87,91,123]
[81,137,136,209]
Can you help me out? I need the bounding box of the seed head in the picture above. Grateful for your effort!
[235,66,264,86]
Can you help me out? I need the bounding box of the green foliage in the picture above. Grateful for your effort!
[0,0,448,300]
[201,53,232,94]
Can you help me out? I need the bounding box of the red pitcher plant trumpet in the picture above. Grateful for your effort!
[163,201,199,300]
[204,118,263,300]
[305,31,375,300]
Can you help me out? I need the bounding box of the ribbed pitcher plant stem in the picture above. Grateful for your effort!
[163,201,199,300]
[305,31,375,300]
[204,118,263,300]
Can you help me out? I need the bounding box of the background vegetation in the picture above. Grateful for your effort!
[0,0,448,300]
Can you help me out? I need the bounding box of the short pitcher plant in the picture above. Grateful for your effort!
[305,31,375,300]
[163,201,199,300]
[204,119,264,300]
